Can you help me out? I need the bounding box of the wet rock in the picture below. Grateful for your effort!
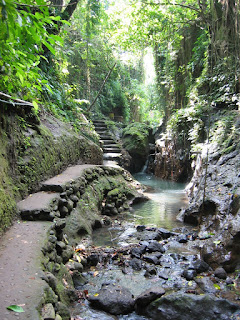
[159,255,175,268]
[157,228,173,239]
[137,225,146,232]
[143,231,162,241]
[88,284,135,315]
[226,277,234,285]
[129,258,142,270]
[59,198,68,207]
[195,277,217,294]
[145,292,240,320]
[158,271,169,280]
[177,234,188,243]
[131,247,145,259]
[55,218,66,231]
[135,287,165,311]
[182,269,197,281]
[146,240,165,253]
[87,254,100,266]
[42,303,55,320]
[214,267,227,279]
[192,259,209,274]
[143,253,161,265]
[144,266,157,277]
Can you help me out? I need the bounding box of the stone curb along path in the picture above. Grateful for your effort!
[0,164,142,320]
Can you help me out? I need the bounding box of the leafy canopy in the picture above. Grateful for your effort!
[0,0,63,101]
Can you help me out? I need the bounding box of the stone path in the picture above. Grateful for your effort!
[0,164,102,320]
[0,220,50,320]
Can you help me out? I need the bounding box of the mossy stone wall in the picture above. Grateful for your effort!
[0,106,102,234]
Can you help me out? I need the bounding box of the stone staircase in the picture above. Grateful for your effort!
[93,120,122,166]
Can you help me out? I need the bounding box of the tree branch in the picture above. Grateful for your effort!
[87,63,117,112]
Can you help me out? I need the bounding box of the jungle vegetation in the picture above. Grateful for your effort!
[0,0,239,130]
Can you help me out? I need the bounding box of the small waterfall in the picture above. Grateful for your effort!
[141,157,149,173]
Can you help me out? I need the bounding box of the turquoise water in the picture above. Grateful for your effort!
[131,173,188,230]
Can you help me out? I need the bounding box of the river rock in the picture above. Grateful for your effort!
[144,266,157,277]
[192,259,209,273]
[194,277,217,294]
[129,258,142,270]
[88,283,135,315]
[214,267,227,279]
[182,269,197,281]
[177,234,188,243]
[131,246,145,259]
[146,240,165,253]
[87,253,100,266]
[143,253,161,265]
[144,292,240,320]
[157,228,173,239]
[135,287,165,311]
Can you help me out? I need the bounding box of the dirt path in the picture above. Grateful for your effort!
[0,220,51,320]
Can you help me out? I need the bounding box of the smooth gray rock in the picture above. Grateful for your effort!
[145,292,240,320]
[88,284,135,315]
[135,287,165,310]
[214,267,227,279]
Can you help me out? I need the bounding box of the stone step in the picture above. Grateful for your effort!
[99,135,113,140]
[103,153,122,161]
[103,143,121,148]
[95,128,108,135]
[103,160,120,168]
[41,164,96,192]
[101,139,116,144]
[103,147,121,153]
[94,126,107,131]
[17,191,60,221]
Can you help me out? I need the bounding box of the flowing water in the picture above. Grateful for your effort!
[92,173,188,247]
[72,173,189,320]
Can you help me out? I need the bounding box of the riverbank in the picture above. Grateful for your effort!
[0,163,145,320]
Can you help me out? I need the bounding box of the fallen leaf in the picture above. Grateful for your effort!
[93,271,99,277]
[7,305,25,313]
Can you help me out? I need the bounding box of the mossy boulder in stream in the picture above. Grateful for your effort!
[122,122,153,172]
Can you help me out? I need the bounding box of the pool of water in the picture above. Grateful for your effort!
[131,173,188,230]
[92,173,188,247]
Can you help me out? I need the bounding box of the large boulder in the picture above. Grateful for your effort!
[88,283,135,315]
[144,293,240,320]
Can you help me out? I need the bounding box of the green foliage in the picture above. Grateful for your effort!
[0,0,64,101]
[167,104,206,150]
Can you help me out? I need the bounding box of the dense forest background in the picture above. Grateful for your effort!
[1,0,240,155]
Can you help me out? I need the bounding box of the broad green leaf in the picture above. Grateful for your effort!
[7,305,25,313]
[42,40,56,55]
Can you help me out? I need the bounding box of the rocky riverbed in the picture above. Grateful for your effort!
[69,219,240,320]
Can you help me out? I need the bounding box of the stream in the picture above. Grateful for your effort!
[71,173,194,319]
